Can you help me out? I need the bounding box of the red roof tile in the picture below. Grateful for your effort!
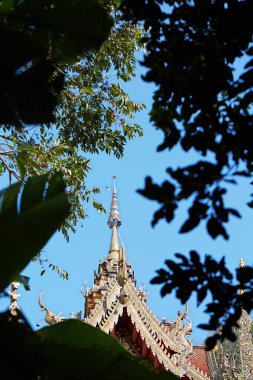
[189,346,210,376]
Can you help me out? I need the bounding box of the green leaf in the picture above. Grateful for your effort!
[0,173,70,291]
[17,143,35,152]
[37,320,177,380]
[16,153,27,178]
[15,274,30,291]
[0,1,14,12]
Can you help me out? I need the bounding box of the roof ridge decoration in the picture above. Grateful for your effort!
[38,290,66,325]
[8,281,21,317]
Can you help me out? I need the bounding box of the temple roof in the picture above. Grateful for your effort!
[82,180,210,380]
[39,180,212,380]
[189,346,210,378]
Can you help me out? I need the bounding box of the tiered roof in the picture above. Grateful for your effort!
[82,180,210,380]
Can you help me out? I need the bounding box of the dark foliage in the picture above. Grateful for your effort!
[151,251,253,349]
[120,0,253,347]
[0,26,64,125]
[0,311,48,379]
[121,0,252,236]
[0,306,178,380]
[0,0,112,125]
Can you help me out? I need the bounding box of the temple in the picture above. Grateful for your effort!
[39,180,253,380]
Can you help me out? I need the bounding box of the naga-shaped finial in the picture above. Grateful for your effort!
[38,290,64,325]
[176,303,189,320]
[181,303,189,319]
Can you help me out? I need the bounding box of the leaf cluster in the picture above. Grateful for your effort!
[0,0,112,125]
[151,251,253,349]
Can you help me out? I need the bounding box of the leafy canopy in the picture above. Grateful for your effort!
[0,1,145,244]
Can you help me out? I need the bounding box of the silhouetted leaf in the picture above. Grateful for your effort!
[179,216,200,233]
[247,200,253,208]
[207,217,229,240]
[227,208,241,218]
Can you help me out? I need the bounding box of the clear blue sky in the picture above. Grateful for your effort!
[3,53,252,344]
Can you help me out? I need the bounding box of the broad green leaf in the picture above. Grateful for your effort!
[37,320,178,380]
[0,173,70,291]
[16,153,27,178]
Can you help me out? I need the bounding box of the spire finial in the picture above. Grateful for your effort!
[107,176,121,228]
[108,177,121,260]
[239,258,245,268]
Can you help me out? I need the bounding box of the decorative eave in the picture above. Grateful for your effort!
[84,275,196,379]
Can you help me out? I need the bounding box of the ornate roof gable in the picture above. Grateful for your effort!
[82,180,210,380]
[38,179,211,380]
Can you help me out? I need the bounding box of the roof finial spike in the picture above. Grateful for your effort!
[107,176,121,229]
[108,177,121,260]
[239,258,245,268]
[113,175,116,192]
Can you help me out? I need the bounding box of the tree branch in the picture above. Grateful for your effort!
[0,156,20,181]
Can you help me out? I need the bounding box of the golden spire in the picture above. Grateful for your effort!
[108,176,121,260]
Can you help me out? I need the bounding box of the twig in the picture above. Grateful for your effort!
[52,63,79,87]
[0,133,14,142]
[0,150,15,155]
[0,133,23,146]
[0,156,20,181]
